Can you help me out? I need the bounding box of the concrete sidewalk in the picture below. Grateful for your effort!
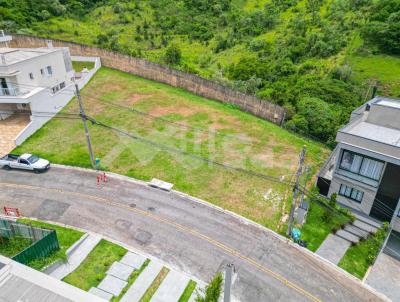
[120,261,163,302]
[151,270,190,302]
[316,234,351,265]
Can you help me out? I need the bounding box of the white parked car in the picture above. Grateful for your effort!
[0,153,50,173]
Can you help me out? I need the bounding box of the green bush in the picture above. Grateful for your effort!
[196,272,223,302]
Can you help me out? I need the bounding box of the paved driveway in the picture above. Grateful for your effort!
[0,114,30,156]
[0,166,387,302]
[366,253,400,301]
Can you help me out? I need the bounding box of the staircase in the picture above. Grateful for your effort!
[335,213,382,244]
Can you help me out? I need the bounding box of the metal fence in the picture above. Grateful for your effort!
[0,219,60,265]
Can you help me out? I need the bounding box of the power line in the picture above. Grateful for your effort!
[84,114,294,186]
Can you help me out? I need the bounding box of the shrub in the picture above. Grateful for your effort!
[164,44,182,65]
[196,272,223,302]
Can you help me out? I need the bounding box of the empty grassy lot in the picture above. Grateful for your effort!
[15,67,328,231]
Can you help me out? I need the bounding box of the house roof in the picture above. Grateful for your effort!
[344,121,400,148]
[0,47,59,65]
[0,255,106,302]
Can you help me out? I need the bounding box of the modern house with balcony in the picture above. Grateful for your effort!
[317,96,400,259]
[0,35,100,155]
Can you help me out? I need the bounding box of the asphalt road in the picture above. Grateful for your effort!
[0,166,386,302]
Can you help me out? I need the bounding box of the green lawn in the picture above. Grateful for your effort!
[178,280,197,302]
[111,259,150,302]
[349,54,400,97]
[72,60,95,72]
[14,67,328,231]
[0,237,32,257]
[63,239,127,290]
[300,200,351,252]
[338,225,388,279]
[17,219,84,270]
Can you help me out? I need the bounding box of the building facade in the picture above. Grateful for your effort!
[318,96,400,232]
[0,35,100,156]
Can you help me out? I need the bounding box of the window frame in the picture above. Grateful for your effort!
[339,149,384,181]
[339,184,364,203]
[46,66,53,76]
[29,72,34,80]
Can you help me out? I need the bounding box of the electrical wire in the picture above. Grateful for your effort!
[83,114,294,186]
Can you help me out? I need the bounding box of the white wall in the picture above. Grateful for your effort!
[12,49,72,91]
[14,56,101,145]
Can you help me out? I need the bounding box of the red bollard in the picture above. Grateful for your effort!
[103,172,107,183]
[97,175,100,186]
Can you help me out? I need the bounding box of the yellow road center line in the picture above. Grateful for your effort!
[0,182,321,302]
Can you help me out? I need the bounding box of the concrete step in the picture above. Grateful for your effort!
[352,220,378,234]
[335,229,360,244]
[352,213,382,229]
[344,225,369,239]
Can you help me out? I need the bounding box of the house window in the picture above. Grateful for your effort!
[40,69,44,75]
[51,85,60,94]
[59,82,66,89]
[339,184,364,203]
[46,66,53,76]
[29,72,34,80]
[339,150,384,181]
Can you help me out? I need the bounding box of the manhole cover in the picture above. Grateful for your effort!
[129,203,136,208]
[147,207,155,212]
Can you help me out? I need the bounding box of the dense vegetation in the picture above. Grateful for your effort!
[1,0,400,145]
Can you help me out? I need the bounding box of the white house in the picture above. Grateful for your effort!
[0,45,74,119]
[0,36,100,155]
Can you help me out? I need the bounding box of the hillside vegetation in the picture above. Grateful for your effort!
[1,0,400,144]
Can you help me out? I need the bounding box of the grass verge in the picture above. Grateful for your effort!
[17,219,84,270]
[139,267,170,302]
[300,196,352,252]
[111,259,150,302]
[72,60,95,71]
[178,280,197,302]
[0,237,32,257]
[338,223,389,279]
[63,239,127,290]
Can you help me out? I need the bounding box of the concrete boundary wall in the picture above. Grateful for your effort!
[10,34,286,125]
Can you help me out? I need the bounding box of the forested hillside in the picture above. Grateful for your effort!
[1,0,399,145]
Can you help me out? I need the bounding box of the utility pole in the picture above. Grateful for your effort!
[299,165,311,206]
[75,83,96,169]
[287,146,306,236]
[224,263,235,302]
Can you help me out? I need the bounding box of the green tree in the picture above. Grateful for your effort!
[164,44,182,65]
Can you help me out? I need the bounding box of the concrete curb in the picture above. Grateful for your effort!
[51,164,390,301]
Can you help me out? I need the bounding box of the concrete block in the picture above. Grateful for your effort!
[89,287,113,301]
[107,262,134,281]
[120,252,147,270]
[98,275,127,296]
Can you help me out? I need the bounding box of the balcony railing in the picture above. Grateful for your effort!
[0,87,21,96]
